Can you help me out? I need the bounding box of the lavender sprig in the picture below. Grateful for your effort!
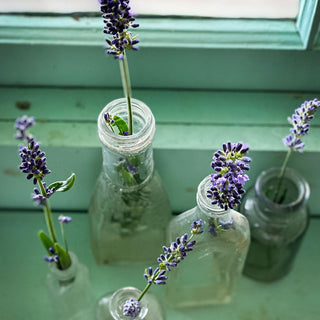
[14,115,34,140]
[100,0,139,59]
[273,99,319,203]
[122,220,203,318]
[15,115,76,270]
[207,142,251,210]
[99,0,139,135]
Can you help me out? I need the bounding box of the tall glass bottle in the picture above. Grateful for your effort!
[240,167,310,282]
[89,98,172,264]
[96,287,165,320]
[166,175,250,307]
[46,252,95,320]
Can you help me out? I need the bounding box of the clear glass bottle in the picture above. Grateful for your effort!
[89,98,172,264]
[240,167,310,282]
[166,175,250,307]
[46,252,95,320]
[96,286,165,320]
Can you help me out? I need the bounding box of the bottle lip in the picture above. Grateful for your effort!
[48,251,78,281]
[98,98,155,154]
[110,286,148,320]
[255,167,310,213]
[196,175,229,216]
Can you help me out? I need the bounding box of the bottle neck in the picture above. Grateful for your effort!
[48,252,78,286]
[254,167,310,220]
[98,98,155,189]
[109,287,148,320]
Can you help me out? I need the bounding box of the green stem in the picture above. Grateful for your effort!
[273,148,293,203]
[137,234,195,302]
[119,51,133,135]
[137,281,153,302]
[60,222,68,253]
[38,179,57,243]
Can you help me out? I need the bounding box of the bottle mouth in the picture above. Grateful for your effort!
[110,287,148,320]
[255,167,310,214]
[196,175,228,215]
[48,251,77,282]
[98,98,155,154]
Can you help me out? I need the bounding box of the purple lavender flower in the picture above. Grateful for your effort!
[58,215,72,224]
[283,99,320,152]
[104,112,115,125]
[144,267,168,285]
[100,0,139,59]
[18,138,51,185]
[14,115,35,140]
[123,298,141,318]
[191,219,204,235]
[44,255,59,263]
[207,142,251,210]
[32,183,55,206]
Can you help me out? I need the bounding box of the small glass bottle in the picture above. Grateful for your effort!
[240,167,310,282]
[89,98,172,264]
[166,175,250,307]
[96,286,165,320]
[45,252,95,320]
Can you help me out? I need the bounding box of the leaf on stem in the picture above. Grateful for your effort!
[54,243,71,270]
[112,115,129,135]
[39,230,55,254]
[49,173,76,193]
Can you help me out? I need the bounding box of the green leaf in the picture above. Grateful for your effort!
[49,173,76,193]
[112,115,129,135]
[120,167,135,186]
[54,243,71,270]
[39,230,55,254]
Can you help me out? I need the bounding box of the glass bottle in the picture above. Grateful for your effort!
[96,286,165,320]
[89,98,172,264]
[240,167,310,282]
[45,252,95,320]
[166,175,250,307]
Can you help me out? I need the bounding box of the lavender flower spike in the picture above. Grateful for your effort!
[207,142,251,210]
[123,298,141,318]
[14,115,35,140]
[100,0,139,59]
[18,138,51,185]
[283,99,320,152]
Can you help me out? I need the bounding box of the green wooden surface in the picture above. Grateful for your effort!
[1,87,320,214]
[0,211,319,320]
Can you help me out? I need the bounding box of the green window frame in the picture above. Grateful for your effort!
[0,0,319,90]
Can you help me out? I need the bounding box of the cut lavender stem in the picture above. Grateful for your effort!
[123,220,203,317]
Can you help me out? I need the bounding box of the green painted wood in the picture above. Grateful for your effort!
[1,87,320,125]
[1,211,319,320]
[296,0,320,49]
[0,15,302,49]
[1,43,320,91]
[1,87,320,214]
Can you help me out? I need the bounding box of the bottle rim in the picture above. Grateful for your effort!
[110,286,148,320]
[255,167,310,214]
[48,251,78,282]
[98,98,155,154]
[196,175,230,216]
